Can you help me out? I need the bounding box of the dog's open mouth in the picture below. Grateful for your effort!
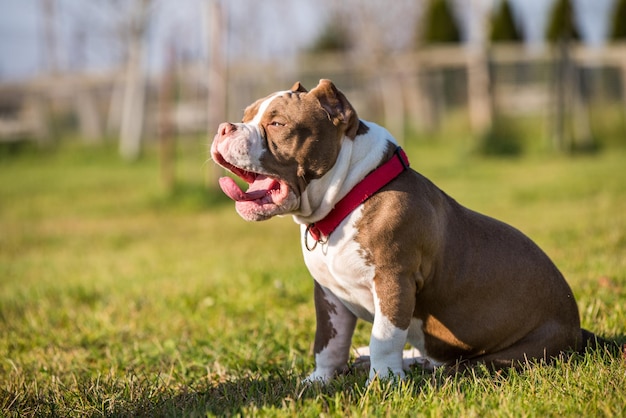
[213,152,290,206]
[219,173,283,203]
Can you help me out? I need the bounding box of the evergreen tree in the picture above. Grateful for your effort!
[490,0,522,42]
[422,0,461,44]
[546,0,581,43]
[308,15,352,53]
[609,0,626,40]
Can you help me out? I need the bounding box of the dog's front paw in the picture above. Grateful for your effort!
[302,368,335,385]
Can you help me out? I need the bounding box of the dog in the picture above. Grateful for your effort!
[210,79,599,383]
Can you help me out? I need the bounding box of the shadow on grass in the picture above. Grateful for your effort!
[2,372,319,417]
[153,336,625,417]
[105,335,625,417]
[163,375,307,416]
[102,371,368,417]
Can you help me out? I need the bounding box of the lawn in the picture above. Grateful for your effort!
[1,135,625,417]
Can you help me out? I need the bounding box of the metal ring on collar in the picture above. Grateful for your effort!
[305,225,327,251]
[304,225,318,251]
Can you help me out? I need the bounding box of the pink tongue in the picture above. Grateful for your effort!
[218,175,276,202]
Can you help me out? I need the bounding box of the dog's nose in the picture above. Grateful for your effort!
[218,122,236,137]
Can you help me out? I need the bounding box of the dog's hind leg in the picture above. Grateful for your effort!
[447,322,582,373]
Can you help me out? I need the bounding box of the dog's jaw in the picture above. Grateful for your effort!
[211,123,299,221]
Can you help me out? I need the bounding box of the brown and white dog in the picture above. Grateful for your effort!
[210,79,597,383]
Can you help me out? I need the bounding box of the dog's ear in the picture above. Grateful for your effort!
[290,81,308,93]
[309,79,359,139]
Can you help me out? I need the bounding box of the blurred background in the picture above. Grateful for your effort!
[0,0,625,173]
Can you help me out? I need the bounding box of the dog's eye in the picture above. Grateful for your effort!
[269,121,285,127]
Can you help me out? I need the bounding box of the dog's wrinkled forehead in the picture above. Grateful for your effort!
[242,90,296,125]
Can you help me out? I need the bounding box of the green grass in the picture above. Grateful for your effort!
[1,135,625,417]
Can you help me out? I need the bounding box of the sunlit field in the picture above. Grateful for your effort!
[1,129,625,416]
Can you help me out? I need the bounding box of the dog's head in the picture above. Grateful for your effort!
[211,79,360,221]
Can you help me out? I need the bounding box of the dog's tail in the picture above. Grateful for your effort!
[580,328,624,358]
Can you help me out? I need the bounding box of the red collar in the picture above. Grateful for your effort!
[304,146,410,251]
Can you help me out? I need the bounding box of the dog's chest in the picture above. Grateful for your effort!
[301,206,376,320]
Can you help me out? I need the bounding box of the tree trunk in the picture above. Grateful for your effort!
[206,0,227,189]
[159,43,176,193]
[75,86,103,143]
[119,0,149,160]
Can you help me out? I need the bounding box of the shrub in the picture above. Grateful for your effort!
[477,116,524,156]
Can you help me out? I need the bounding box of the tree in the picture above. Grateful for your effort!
[422,0,461,44]
[545,0,589,152]
[490,0,522,43]
[609,0,626,40]
[545,0,581,43]
[308,15,352,53]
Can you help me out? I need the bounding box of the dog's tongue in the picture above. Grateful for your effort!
[218,175,275,202]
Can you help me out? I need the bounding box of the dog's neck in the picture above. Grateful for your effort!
[293,121,397,225]
[303,146,409,249]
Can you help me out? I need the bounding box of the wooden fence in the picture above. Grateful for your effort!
[1,43,625,149]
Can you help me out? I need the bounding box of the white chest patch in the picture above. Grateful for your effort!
[301,203,438,368]
[302,206,376,321]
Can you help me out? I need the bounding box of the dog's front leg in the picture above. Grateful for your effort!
[305,281,357,383]
[368,285,412,383]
